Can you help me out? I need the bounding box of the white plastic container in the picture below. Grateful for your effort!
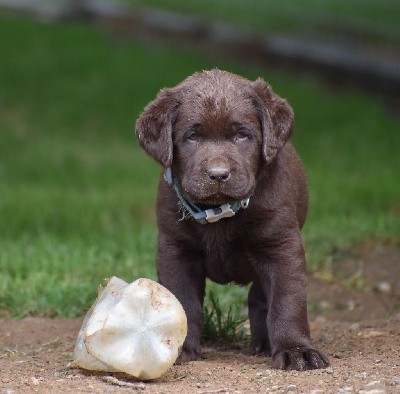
[72,277,187,380]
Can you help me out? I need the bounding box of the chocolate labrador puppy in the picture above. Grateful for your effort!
[135,69,329,370]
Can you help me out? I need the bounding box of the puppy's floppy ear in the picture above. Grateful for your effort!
[253,78,294,164]
[135,88,179,167]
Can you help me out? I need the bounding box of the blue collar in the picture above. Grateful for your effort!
[164,167,250,224]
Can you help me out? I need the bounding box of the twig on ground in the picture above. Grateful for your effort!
[101,375,146,390]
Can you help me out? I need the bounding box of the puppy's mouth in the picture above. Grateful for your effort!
[192,194,234,207]
[180,172,255,207]
[183,186,253,207]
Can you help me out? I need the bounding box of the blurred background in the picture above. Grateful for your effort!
[0,0,399,324]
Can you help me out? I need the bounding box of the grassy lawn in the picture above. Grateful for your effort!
[126,0,400,46]
[0,11,399,317]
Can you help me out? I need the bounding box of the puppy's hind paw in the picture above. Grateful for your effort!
[272,347,329,371]
[175,346,201,364]
[249,338,271,356]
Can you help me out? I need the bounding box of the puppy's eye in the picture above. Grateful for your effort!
[183,125,201,142]
[186,132,200,142]
[235,130,251,141]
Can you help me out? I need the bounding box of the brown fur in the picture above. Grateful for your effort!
[135,69,329,370]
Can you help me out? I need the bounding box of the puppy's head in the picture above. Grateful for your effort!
[136,69,294,205]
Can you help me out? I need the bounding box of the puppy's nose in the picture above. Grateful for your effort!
[207,166,231,182]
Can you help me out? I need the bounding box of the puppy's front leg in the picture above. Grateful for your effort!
[157,233,206,363]
[259,229,329,370]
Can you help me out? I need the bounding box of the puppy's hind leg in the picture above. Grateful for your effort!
[248,280,271,356]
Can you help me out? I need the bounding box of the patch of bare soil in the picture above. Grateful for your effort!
[1,246,399,393]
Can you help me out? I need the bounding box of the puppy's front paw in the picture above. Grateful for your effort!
[272,347,329,371]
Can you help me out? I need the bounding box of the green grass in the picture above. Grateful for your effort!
[203,292,247,343]
[125,0,400,46]
[0,11,399,318]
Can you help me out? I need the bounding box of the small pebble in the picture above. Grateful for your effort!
[338,387,353,393]
[319,300,330,309]
[374,281,391,293]
[365,380,381,387]
[346,299,356,311]
[30,377,42,386]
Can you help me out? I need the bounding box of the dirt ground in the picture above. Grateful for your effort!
[1,245,399,393]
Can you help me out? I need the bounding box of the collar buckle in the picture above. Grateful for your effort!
[204,204,236,223]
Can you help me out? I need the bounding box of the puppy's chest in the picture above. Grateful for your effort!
[201,230,254,285]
